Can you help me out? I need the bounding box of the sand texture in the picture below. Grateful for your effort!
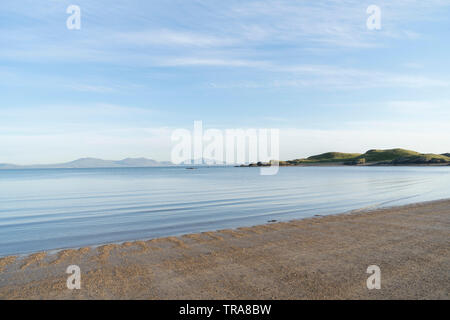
[0,199,449,299]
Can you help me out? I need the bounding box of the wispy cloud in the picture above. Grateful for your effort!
[386,100,450,114]
[0,103,156,134]
[207,63,450,89]
[113,30,237,47]
[2,0,449,63]
[1,0,450,162]
[63,84,115,93]
[156,57,268,68]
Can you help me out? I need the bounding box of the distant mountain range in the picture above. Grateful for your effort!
[0,157,173,169]
[3,149,449,169]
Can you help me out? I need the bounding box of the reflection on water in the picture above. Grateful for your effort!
[0,166,449,256]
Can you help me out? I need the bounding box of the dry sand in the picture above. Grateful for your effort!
[0,199,449,300]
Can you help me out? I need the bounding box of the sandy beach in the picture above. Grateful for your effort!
[0,199,449,300]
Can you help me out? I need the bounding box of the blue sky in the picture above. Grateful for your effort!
[1,0,450,164]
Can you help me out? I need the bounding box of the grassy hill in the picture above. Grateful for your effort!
[295,152,362,163]
[280,148,450,166]
[391,153,450,165]
[356,149,420,162]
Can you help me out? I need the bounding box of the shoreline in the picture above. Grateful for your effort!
[238,162,450,167]
[0,198,447,260]
[1,162,449,171]
[1,199,449,299]
[1,197,446,260]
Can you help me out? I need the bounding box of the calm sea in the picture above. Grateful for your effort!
[0,166,449,256]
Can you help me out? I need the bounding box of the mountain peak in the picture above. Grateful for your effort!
[0,157,173,169]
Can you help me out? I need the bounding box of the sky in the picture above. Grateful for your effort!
[1,0,450,164]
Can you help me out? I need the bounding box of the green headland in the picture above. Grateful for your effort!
[243,148,450,167]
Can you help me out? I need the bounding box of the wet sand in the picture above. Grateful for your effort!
[0,199,449,299]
